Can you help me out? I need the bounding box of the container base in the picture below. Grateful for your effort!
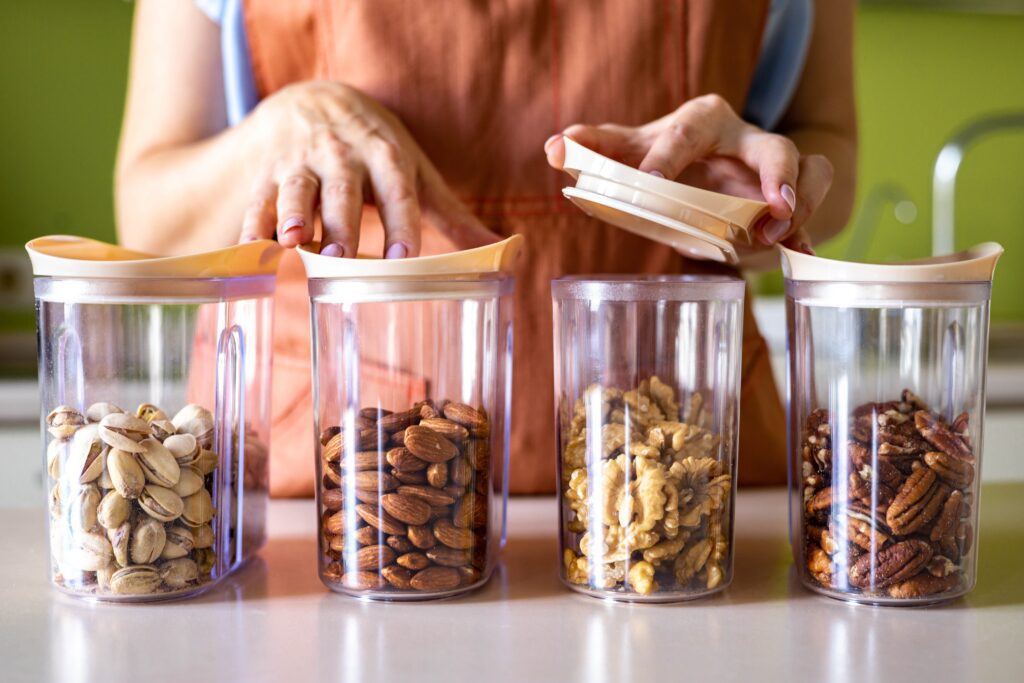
[560,578,729,603]
[321,571,493,602]
[801,580,969,607]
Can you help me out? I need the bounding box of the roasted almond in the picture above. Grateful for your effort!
[404,425,458,463]
[396,552,430,570]
[354,544,396,571]
[351,450,386,471]
[323,462,342,487]
[386,447,427,472]
[387,535,414,554]
[342,571,387,590]
[381,493,432,525]
[465,439,490,471]
[378,409,419,433]
[407,524,437,549]
[390,429,407,446]
[355,503,407,536]
[419,418,469,441]
[410,566,460,592]
[398,485,456,507]
[449,457,473,487]
[355,525,380,545]
[322,428,378,463]
[429,504,451,521]
[319,426,341,446]
[321,488,344,511]
[392,469,428,485]
[459,566,482,586]
[426,546,471,567]
[381,565,413,590]
[443,402,488,430]
[453,494,488,529]
[325,510,344,535]
[345,470,399,492]
[434,518,475,550]
[359,406,391,421]
[426,462,449,488]
[328,534,344,553]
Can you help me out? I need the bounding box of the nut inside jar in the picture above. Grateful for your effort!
[559,376,733,598]
[801,389,975,601]
[318,399,491,596]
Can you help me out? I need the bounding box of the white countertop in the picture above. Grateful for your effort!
[1,487,1023,682]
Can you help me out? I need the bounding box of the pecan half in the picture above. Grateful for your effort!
[930,489,963,545]
[885,468,949,535]
[924,451,974,490]
[951,411,971,443]
[847,472,895,512]
[886,572,960,599]
[806,486,833,515]
[848,539,933,589]
[915,411,974,462]
[806,542,833,586]
[841,514,892,552]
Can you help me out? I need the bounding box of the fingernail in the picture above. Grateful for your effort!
[240,234,259,243]
[281,217,304,235]
[544,134,562,153]
[648,170,665,179]
[781,184,796,212]
[320,242,345,258]
[800,242,816,256]
[761,219,791,245]
[385,242,408,260]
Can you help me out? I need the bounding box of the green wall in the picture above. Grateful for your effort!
[1,3,1022,326]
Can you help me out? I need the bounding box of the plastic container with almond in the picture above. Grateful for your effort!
[300,238,519,600]
[784,243,1003,604]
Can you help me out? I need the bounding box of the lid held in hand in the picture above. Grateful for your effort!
[560,137,770,264]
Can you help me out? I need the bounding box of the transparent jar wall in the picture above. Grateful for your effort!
[36,277,274,601]
[310,276,513,599]
[787,281,991,604]
[552,276,743,601]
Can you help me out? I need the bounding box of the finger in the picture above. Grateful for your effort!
[546,123,647,170]
[419,161,502,249]
[638,94,733,180]
[365,139,421,258]
[735,129,800,220]
[239,174,278,243]
[274,166,320,247]
[781,225,815,255]
[317,161,365,258]
[755,155,832,246]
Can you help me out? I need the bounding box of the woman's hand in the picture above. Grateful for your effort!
[241,81,499,257]
[544,94,833,255]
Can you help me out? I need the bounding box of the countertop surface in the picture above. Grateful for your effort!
[2,486,1023,683]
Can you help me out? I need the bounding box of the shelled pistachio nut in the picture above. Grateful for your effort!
[159,557,199,589]
[136,403,169,423]
[139,485,184,523]
[85,402,123,423]
[161,525,195,560]
[194,449,218,476]
[181,488,214,526]
[98,413,150,453]
[149,419,177,441]
[46,438,64,480]
[130,517,167,564]
[109,565,162,595]
[137,438,181,487]
[70,484,101,531]
[108,521,130,567]
[97,490,131,529]
[172,404,215,449]
[107,449,146,499]
[164,433,199,466]
[172,467,204,498]
[70,531,113,571]
[66,424,105,485]
[192,523,214,549]
[97,562,117,591]
[47,406,84,439]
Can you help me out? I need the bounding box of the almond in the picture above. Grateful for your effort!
[323,561,343,582]
[386,535,413,554]
[359,406,392,420]
[342,571,387,590]
[449,457,473,487]
[351,450,386,471]
[322,428,378,462]
[355,525,380,545]
[418,402,439,420]
[459,566,482,586]
[381,565,413,590]
[444,484,467,499]
[354,488,382,505]
[386,447,427,472]
[392,469,428,485]
[323,465,341,487]
[433,518,475,549]
[426,546,471,567]
[465,439,490,471]
[429,504,451,521]
[426,462,448,488]
[345,470,399,492]
[355,503,407,536]
[407,524,437,549]
[419,418,469,441]
[398,485,456,506]
[325,510,344,535]
[453,494,488,529]
[390,429,407,446]
[378,409,419,433]
[328,534,345,553]
[381,492,432,525]
[404,425,458,463]
[396,552,430,570]
[443,402,488,430]
[319,426,341,446]
[354,544,396,571]
[321,488,344,512]
[410,566,460,592]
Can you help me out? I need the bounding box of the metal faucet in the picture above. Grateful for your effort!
[845,182,917,261]
[932,112,1024,256]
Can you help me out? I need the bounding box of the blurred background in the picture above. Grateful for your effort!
[1,0,1023,502]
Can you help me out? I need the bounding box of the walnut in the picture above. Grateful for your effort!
[628,561,657,595]
[648,376,679,420]
[563,549,589,585]
[674,538,712,585]
[601,423,626,458]
[599,458,627,528]
[643,533,688,566]
[673,457,731,528]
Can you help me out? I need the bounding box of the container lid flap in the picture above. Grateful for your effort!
[25,235,284,279]
[780,242,1004,283]
[297,235,524,279]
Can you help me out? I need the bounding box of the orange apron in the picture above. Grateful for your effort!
[243,0,786,495]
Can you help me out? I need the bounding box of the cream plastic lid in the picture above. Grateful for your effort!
[561,137,770,264]
[780,242,1003,283]
[25,235,284,279]
[296,235,524,279]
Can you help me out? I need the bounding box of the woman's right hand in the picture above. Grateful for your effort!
[240,81,499,257]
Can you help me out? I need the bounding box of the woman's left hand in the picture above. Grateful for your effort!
[544,94,833,255]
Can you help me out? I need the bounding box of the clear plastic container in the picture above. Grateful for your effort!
[308,274,514,599]
[552,275,744,601]
[34,265,277,601]
[785,244,1002,604]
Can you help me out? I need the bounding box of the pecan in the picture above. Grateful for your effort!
[886,572,960,599]
[848,442,903,491]
[847,472,895,511]
[930,490,963,546]
[841,514,892,552]
[806,486,833,514]
[923,451,974,490]
[885,468,949,535]
[915,411,974,462]
[901,388,930,412]
[951,411,970,443]
[807,525,840,555]
[806,542,833,586]
[848,539,933,589]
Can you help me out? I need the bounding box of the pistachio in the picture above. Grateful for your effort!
[97,490,131,529]
[109,565,161,595]
[136,438,181,487]
[181,488,214,526]
[161,525,195,559]
[48,483,62,519]
[70,484,101,531]
[108,449,146,499]
[69,531,113,571]
[97,467,115,491]
[97,562,117,591]
[139,485,184,522]
[192,523,214,549]
[193,547,216,574]
[172,467,204,497]
[47,406,84,439]
[108,521,130,566]
[46,438,65,480]
[172,404,215,449]
[98,413,150,453]
[164,433,200,465]
[159,558,199,589]
[194,449,219,476]
[136,403,168,423]
[85,402,123,423]
[131,517,167,564]
[66,424,105,485]
[149,419,177,441]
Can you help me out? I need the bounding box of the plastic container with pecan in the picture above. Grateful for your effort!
[552,276,743,601]
[783,243,1002,604]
